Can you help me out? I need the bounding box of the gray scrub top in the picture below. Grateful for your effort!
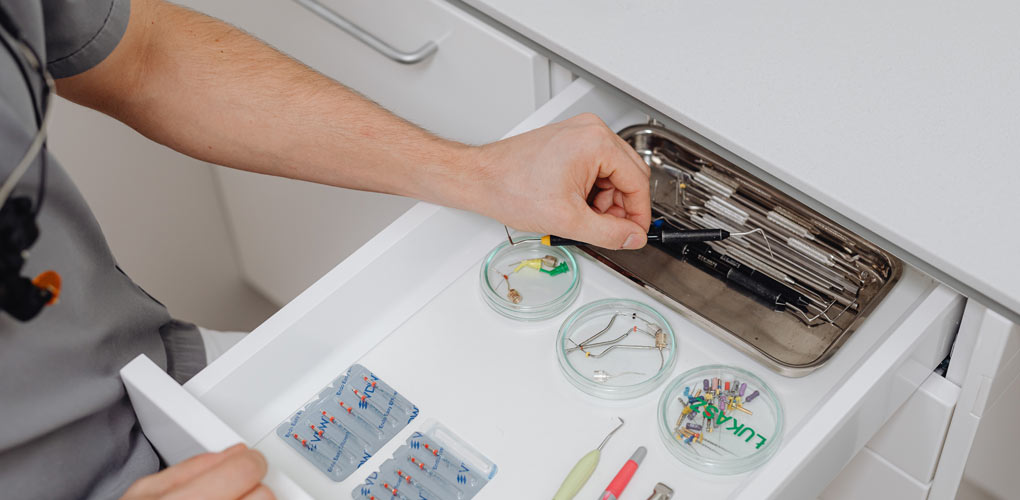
[0,1,206,499]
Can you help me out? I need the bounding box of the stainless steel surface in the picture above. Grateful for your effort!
[580,122,902,376]
[292,0,439,65]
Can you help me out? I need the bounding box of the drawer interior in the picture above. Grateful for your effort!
[246,243,936,499]
[184,80,956,499]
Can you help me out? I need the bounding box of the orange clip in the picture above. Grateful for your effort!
[32,270,61,305]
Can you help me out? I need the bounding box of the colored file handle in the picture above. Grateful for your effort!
[552,449,600,500]
[600,446,646,500]
[542,235,584,247]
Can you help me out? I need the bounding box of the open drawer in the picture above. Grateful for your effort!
[124,79,972,499]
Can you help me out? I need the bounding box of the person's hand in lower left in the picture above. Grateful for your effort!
[120,443,273,500]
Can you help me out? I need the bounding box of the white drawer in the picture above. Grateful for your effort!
[124,79,971,499]
[177,0,550,304]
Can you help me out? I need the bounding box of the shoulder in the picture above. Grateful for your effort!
[42,0,130,78]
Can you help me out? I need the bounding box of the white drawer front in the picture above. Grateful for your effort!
[121,355,314,500]
[175,0,550,304]
[930,303,1020,499]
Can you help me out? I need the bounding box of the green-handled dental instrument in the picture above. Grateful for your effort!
[552,417,625,500]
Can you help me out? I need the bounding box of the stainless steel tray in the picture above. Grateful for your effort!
[580,122,901,376]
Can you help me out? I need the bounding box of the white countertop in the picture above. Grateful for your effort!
[458,0,1020,320]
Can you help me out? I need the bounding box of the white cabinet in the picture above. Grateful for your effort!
[119,78,1015,499]
[820,301,1020,500]
[179,0,550,304]
[819,372,960,499]
[930,303,1020,499]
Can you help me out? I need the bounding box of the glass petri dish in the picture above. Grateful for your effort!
[479,238,580,321]
[556,299,677,399]
[657,364,783,474]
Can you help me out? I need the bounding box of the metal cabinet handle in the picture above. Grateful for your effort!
[293,0,438,65]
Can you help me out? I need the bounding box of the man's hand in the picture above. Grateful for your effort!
[120,444,273,500]
[465,113,651,249]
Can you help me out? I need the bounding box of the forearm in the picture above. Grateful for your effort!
[57,0,476,207]
[58,0,652,249]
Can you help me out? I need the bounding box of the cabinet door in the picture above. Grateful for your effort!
[929,302,1020,499]
[178,0,550,304]
[819,300,1020,500]
[819,372,961,499]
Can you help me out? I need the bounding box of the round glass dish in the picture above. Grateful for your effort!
[556,299,677,399]
[479,238,580,321]
[657,364,783,475]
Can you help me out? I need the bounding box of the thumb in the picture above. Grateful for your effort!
[570,208,648,250]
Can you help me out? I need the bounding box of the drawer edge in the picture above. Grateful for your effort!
[733,286,965,499]
[122,354,314,499]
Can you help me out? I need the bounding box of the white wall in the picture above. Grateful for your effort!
[47,97,277,332]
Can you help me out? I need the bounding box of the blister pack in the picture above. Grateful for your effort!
[276,364,419,481]
[352,421,497,500]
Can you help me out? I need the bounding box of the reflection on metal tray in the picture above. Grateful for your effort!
[580,121,901,376]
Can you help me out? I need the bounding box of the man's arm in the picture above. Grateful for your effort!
[56,0,650,249]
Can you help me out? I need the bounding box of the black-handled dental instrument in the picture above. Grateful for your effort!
[541,228,730,247]
[658,241,813,312]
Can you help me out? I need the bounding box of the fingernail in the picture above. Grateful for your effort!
[223,443,247,454]
[622,233,642,249]
[247,485,275,500]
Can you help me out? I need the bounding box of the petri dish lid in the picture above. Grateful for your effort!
[657,364,783,474]
[479,238,580,321]
[556,299,677,399]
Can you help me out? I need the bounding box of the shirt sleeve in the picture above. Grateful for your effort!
[42,0,130,78]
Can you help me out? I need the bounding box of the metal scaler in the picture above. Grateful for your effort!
[646,482,674,500]
[552,417,624,500]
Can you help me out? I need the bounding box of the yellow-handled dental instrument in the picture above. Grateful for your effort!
[552,417,625,500]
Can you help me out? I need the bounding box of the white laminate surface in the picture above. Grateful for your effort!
[458,0,1020,319]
